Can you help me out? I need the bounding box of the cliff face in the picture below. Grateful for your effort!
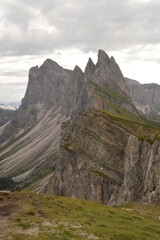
[92,50,129,96]
[0,60,72,141]
[45,109,160,205]
[0,50,136,144]
[112,135,160,205]
[125,78,160,119]
[45,109,129,204]
[0,61,71,187]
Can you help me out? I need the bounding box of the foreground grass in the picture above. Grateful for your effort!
[0,191,160,240]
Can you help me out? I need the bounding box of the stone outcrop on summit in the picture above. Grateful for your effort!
[0,49,160,205]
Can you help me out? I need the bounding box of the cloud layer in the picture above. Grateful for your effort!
[1,0,160,55]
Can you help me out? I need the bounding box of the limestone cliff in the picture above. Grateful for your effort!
[45,109,160,205]
[125,78,160,120]
[115,135,160,205]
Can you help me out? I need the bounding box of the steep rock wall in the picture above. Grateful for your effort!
[114,135,160,205]
[45,109,160,205]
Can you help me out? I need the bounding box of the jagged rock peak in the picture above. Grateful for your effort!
[85,57,95,75]
[73,65,83,74]
[29,65,39,78]
[41,58,63,71]
[87,57,95,68]
[43,58,54,65]
[29,65,39,71]
[110,56,116,62]
[97,49,110,64]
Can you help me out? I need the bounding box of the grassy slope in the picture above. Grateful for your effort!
[88,80,160,130]
[95,108,160,140]
[0,191,160,240]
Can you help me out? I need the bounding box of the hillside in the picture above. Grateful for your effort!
[0,191,160,240]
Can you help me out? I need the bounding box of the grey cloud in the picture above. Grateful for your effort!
[0,81,27,86]
[3,1,33,30]
[0,71,27,77]
[0,0,160,56]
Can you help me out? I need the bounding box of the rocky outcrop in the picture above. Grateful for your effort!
[125,78,160,119]
[109,135,160,205]
[45,109,160,205]
[45,109,128,203]
[0,50,137,144]
[92,50,129,96]
[0,60,73,186]
[62,65,85,117]
[16,60,72,129]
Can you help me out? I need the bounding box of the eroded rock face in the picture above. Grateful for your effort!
[46,110,160,205]
[45,109,130,203]
[16,60,72,129]
[125,78,160,119]
[86,50,127,95]
[0,49,133,144]
[115,136,160,205]
[123,135,142,200]
[0,60,84,143]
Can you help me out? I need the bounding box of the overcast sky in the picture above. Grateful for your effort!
[0,0,160,103]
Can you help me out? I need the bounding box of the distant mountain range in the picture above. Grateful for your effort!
[125,78,160,119]
[1,102,20,108]
[0,50,159,205]
[0,104,16,111]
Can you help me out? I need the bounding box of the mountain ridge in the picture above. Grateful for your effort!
[0,49,160,205]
